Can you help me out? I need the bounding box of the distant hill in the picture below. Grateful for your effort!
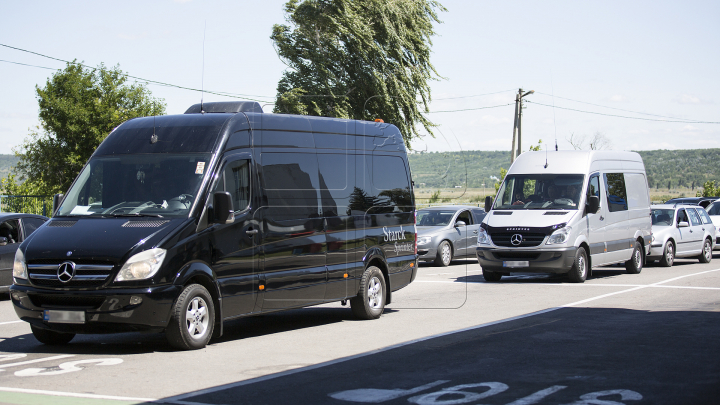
[408,149,720,190]
[0,154,19,179]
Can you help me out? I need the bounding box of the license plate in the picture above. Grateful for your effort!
[503,261,529,268]
[43,310,85,324]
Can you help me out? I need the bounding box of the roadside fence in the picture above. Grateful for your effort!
[0,195,53,216]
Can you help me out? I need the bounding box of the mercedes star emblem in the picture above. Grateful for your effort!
[57,261,76,283]
[510,234,523,246]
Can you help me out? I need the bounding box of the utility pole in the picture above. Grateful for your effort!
[510,88,534,164]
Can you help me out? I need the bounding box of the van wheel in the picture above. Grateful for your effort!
[660,240,675,267]
[30,325,74,345]
[625,241,643,274]
[699,238,713,263]
[350,266,386,320]
[567,248,588,283]
[166,284,215,350]
[482,269,502,282]
[434,241,452,267]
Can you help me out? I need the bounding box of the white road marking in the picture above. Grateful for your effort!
[15,358,123,377]
[0,321,23,325]
[505,385,567,405]
[329,380,450,403]
[0,355,74,372]
[0,386,156,402]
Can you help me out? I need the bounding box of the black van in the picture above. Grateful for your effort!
[9,102,417,350]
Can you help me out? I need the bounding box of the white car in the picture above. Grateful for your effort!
[647,204,715,266]
[702,199,720,249]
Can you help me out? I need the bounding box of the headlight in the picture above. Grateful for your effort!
[546,226,572,245]
[477,228,491,245]
[417,236,432,245]
[13,249,27,280]
[115,248,166,281]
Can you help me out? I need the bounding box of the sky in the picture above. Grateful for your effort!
[1,0,719,156]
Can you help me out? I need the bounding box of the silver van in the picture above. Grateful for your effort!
[476,151,652,283]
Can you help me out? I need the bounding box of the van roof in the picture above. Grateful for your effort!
[508,150,645,175]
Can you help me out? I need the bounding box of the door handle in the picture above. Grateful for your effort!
[473,230,478,234]
[599,216,605,221]
[246,229,258,236]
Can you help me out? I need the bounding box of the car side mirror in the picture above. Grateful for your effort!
[0,236,7,246]
[586,196,600,214]
[212,191,234,224]
[455,221,466,227]
[484,196,492,213]
[678,221,689,228]
[52,193,64,216]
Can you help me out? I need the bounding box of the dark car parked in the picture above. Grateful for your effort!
[664,197,719,209]
[0,213,48,291]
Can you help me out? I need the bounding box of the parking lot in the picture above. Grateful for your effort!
[1,256,719,404]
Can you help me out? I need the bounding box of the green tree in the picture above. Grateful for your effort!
[494,168,507,193]
[697,180,720,197]
[5,62,165,195]
[528,139,543,151]
[271,0,445,147]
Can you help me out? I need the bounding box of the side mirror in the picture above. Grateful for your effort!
[52,193,64,216]
[455,221,466,228]
[212,191,234,224]
[484,196,492,213]
[586,196,600,214]
[678,221,689,228]
[0,236,7,246]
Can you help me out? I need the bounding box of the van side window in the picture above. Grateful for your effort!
[262,153,320,220]
[318,154,355,217]
[604,173,628,212]
[372,156,412,213]
[586,174,600,204]
[624,173,649,209]
[214,159,251,212]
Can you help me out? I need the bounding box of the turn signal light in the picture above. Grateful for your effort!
[259,285,265,290]
[374,119,384,123]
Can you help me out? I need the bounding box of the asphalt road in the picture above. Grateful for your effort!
[1,255,719,405]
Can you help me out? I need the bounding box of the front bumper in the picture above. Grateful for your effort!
[476,246,578,274]
[417,245,437,261]
[9,284,180,334]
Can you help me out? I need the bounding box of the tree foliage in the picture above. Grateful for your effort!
[567,132,612,150]
[5,62,165,195]
[271,0,445,147]
[697,181,720,197]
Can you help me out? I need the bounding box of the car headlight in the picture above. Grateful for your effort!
[546,226,572,245]
[13,249,27,280]
[477,227,491,245]
[115,248,166,281]
[417,236,432,245]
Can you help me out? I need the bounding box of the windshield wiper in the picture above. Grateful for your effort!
[106,213,165,218]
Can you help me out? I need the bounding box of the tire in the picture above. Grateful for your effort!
[166,284,215,350]
[625,241,643,274]
[567,248,589,283]
[350,266,386,320]
[434,241,452,267]
[659,240,675,267]
[31,325,74,345]
[699,238,713,263]
[482,269,502,282]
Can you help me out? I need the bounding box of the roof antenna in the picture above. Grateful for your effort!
[200,20,207,114]
[150,114,158,144]
[551,72,558,151]
[544,144,548,168]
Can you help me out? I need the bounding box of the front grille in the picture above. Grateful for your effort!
[28,294,105,309]
[493,251,541,260]
[28,262,115,288]
[490,232,546,247]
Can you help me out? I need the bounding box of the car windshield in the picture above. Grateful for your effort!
[493,174,585,210]
[417,210,455,226]
[56,153,211,218]
[651,209,674,226]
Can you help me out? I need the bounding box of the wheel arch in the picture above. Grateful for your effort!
[365,256,391,305]
[173,261,223,338]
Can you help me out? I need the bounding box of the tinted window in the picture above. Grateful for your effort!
[651,209,674,226]
[677,209,689,224]
[261,153,319,221]
[22,218,47,236]
[214,159,250,213]
[688,208,701,226]
[707,203,720,216]
[604,173,628,212]
[456,210,472,225]
[417,210,456,226]
[372,156,412,213]
[0,219,20,244]
[318,154,355,217]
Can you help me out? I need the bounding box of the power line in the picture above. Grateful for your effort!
[428,103,514,113]
[534,91,699,122]
[433,89,516,101]
[0,43,275,102]
[0,59,57,70]
[526,100,720,124]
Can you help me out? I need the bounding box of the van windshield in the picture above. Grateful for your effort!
[494,174,585,210]
[56,153,211,218]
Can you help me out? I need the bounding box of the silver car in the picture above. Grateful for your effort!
[648,204,715,266]
[416,205,486,266]
[701,199,720,250]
